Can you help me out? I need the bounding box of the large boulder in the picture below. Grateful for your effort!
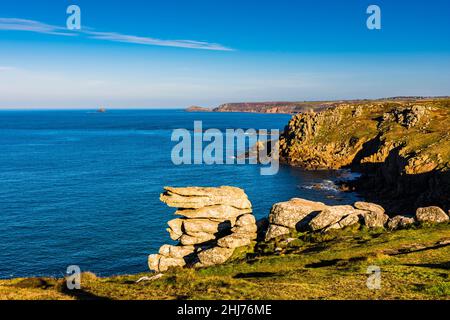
[148,254,186,272]
[387,216,415,230]
[231,214,257,234]
[160,186,252,209]
[158,256,186,272]
[416,206,449,224]
[180,232,216,245]
[324,213,360,232]
[361,211,389,228]
[148,254,160,272]
[182,219,231,234]
[354,202,385,214]
[217,234,253,248]
[268,198,327,229]
[159,245,195,259]
[265,224,291,241]
[197,247,235,267]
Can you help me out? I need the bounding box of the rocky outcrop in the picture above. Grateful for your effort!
[265,197,450,240]
[185,106,212,112]
[415,206,449,224]
[148,186,257,273]
[213,102,330,114]
[266,198,388,239]
[387,215,415,230]
[278,99,450,214]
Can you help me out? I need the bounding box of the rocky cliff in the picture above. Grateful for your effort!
[213,101,331,114]
[279,99,450,214]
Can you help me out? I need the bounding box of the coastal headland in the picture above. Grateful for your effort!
[1,97,449,300]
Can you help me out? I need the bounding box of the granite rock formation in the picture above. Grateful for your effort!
[278,99,450,214]
[265,198,449,240]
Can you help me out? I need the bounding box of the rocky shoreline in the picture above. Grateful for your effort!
[148,186,449,272]
[278,99,450,214]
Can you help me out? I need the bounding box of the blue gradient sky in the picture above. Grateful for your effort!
[0,0,449,108]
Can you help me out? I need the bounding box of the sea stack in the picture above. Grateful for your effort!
[148,186,257,272]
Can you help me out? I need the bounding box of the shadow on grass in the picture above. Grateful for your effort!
[305,259,342,268]
[59,284,112,301]
[403,262,450,270]
[233,272,278,279]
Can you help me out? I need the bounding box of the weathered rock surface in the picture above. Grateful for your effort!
[387,216,415,230]
[182,219,230,234]
[361,211,389,228]
[217,234,253,248]
[159,244,195,259]
[309,206,365,231]
[232,214,258,234]
[416,206,449,224]
[149,186,257,273]
[160,186,252,209]
[265,198,404,239]
[265,224,291,241]
[354,202,385,214]
[268,198,327,229]
[175,205,251,221]
[167,218,184,240]
[180,232,216,245]
[158,256,186,272]
[324,213,360,232]
[197,247,235,267]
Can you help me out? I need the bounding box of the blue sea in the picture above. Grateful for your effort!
[0,110,361,279]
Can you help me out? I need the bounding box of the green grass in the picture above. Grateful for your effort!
[1,223,449,300]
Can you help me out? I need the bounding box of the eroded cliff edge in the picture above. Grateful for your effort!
[279,99,450,214]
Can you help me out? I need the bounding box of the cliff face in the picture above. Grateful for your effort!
[279,99,450,214]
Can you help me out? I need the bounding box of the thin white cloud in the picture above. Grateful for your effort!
[0,17,233,51]
[0,18,75,36]
[85,31,233,51]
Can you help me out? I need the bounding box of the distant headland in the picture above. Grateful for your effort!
[186,96,450,114]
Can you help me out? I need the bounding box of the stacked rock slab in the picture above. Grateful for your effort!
[148,186,257,272]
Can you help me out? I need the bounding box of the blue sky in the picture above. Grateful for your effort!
[0,0,449,108]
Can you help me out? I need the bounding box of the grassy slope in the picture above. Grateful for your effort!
[1,223,449,300]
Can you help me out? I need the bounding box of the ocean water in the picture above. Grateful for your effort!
[0,110,361,278]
